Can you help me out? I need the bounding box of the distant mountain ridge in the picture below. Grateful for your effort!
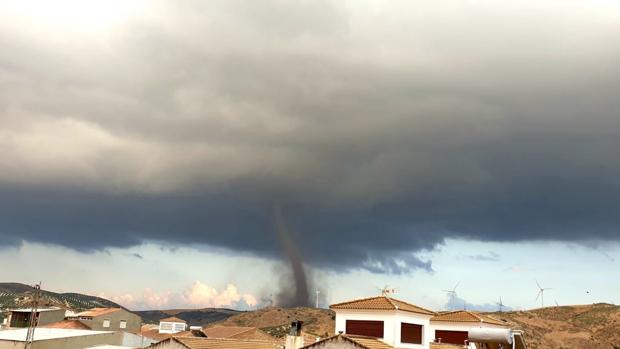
[3,282,618,348]
[136,308,243,325]
[0,282,123,311]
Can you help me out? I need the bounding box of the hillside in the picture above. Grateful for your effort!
[136,308,243,325]
[210,304,620,348]
[0,283,122,311]
[488,303,620,349]
[215,307,335,337]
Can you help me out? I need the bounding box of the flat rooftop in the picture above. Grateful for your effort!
[9,308,63,313]
[0,328,113,342]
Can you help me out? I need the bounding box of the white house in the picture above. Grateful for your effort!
[158,317,187,334]
[331,296,435,349]
[430,311,508,346]
[330,296,514,349]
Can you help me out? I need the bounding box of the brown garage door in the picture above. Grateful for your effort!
[435,330,468,345]
[346,320,384,338]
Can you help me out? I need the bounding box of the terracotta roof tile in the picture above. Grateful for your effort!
[330,296,435,315]
[171,337,284,349]
[430,310,507,326]
[160,317,187,323]
[77,308,121,317]
[202,326,276,341]
[301,334,393,349]
[41,320,91,330]
[202,326,255,338]
[141,325,204,342]
[141,326,175,342]
[345,335,395,349]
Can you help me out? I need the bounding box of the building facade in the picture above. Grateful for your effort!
[158,317,187,334]
[74,308,142,332]
[7,308,65,328]
[330,296,512,349]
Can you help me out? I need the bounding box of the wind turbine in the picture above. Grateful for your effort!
[442,281,460,310]
[315,290,321,308]
[535,280,552,308]
[496,297,505,312]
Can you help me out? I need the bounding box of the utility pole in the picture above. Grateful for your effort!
[315,290,320,308]
[25,282,41,349]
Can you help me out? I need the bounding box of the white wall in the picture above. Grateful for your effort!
[334,310,433,349]
[429,322,506,343]
[158,322,185,334]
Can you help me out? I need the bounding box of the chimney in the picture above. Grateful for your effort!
[285,321,304,349]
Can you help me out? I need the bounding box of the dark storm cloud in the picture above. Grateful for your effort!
[1,1,620,274]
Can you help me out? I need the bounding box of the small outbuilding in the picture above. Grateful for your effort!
[158,317,187,334]
[7,308,65,328]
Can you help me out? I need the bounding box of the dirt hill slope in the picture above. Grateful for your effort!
[0,283,123,311]
[217,307,335,337]
[487,303,620,349]
[136,308,242,325]
[215,304,620,348]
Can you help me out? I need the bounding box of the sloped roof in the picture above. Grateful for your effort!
[430,310,507,326]
[202,326,275,341]
[330,296,435,315]
[170,337,283,349]
[10,308,62,313]
[160,316,187,323]
[77,308,121,317]
[0,328,113,341]
[345,335,395,349]
[140,326,173,342]
[42,320,92,330]
[301,334,393,349]
[202,326,255,338]
[141,326,206,343]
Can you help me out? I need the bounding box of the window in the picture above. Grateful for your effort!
[345,320,384,338]
[103,319,110,328]
[120,320,127,329]
[401,323,423,344]
[435,330,468,345]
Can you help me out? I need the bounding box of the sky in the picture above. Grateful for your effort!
[0,0,619,311]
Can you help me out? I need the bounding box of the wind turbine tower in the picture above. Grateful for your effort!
[496,297,505,312]
[535,280,552,308]
[315,290,320,308]
[442,281,460,310]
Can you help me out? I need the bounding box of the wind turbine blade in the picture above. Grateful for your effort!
[453,281,461,292]
[535,291,541,301]
[536,280,542,289]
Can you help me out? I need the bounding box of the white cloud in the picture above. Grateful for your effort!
[103,281,258,310]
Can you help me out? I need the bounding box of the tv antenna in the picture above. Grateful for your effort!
[378,285,396,296]
[442,281,460,310]
[535,280,552,308]
[25,282,42,349]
